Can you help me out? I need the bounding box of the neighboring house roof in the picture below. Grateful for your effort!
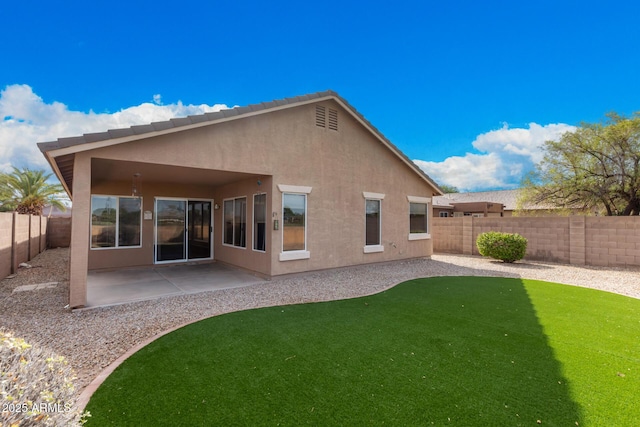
[435,189,594,214]
[433,190,521,210]
[38,90,443,198]
[434,189,558,211]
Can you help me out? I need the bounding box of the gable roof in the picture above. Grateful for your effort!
[38,90,443,197]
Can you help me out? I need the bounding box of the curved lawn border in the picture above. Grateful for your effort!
[76,279,403,410]
[81,276,640,425]
[77,318,202,410]
[77,276,640,427]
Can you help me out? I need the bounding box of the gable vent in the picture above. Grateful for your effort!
[315,105,326,128]
[328,108,338,131]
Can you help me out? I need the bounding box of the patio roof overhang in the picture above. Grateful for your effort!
[90,158,261,189]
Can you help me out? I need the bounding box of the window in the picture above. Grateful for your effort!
[410,203,428,233]
[363,192,384,253]
[278,184,312,261]
[223,197,246,248]
[407,196,431,241]
[91,195,141,249]
[283,193,306,251]
[365,199,381,246]
[253,193,267,252]
[439,212,449,217]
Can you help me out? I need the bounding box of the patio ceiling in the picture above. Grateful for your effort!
[91,158,262,188]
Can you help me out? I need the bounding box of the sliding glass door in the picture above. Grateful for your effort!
[188,201,212,260]
[155,198,212,263]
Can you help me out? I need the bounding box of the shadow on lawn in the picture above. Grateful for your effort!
[390,276,583,425]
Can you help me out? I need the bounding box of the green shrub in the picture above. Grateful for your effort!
[0,329,90,426]
[476,231,527,263]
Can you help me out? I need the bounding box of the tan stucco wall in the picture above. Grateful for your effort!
[66,99,436,305]
[212,176,272,276]
[264,101,435,275]
[88,179,219,270]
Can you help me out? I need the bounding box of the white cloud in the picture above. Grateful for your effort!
[414,153,507,191]
[472,122,575,164]
[0,84,231,173]
[415,122,576,192]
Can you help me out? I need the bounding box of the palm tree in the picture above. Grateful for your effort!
[0,167,67,215]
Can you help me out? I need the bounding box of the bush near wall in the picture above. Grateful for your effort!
[477,231,528,263]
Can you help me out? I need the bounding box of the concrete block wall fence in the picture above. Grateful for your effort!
[2,213,637,279]
[432,216,640,268]
[0,213,71,280]
[47,217,71,248]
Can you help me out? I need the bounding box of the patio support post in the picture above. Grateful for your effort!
[69,155,91,308]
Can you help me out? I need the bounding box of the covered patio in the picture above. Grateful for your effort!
[86,262,266,308]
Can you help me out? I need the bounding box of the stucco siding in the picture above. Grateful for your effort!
[58,96,437,306]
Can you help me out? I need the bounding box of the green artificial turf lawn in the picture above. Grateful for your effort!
[85,277,640,426]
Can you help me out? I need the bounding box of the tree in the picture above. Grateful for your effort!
[438,184,459,194]
[0,167,67,215]
[522,113,640,216]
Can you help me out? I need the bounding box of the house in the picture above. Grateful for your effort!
[434,189,593,217]
[39,91,443,308]
[433,199,505,218]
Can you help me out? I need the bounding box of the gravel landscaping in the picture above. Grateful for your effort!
[1,247,639,405]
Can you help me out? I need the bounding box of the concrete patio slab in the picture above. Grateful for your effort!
[87,262,265,308]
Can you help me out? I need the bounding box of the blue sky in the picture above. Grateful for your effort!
[2,0,640,191]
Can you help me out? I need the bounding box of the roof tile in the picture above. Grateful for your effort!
[56,136,86,148]
[151,121,175,131]
[188,114,208,124]
[108,128,135,138]
[204,111,225,120]
[83,132,111,143]
[170,117,192,126]
[131,124,155,134]
[221,109,238,118]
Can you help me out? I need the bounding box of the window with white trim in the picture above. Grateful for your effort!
[439,212,449,217]
[223,197,246,248]
[278,184,312,261]
[363,192,385,253]
[407,196,431,241]
[91,195,142,249]
[283,193,306,251]
[365,199,381,246]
